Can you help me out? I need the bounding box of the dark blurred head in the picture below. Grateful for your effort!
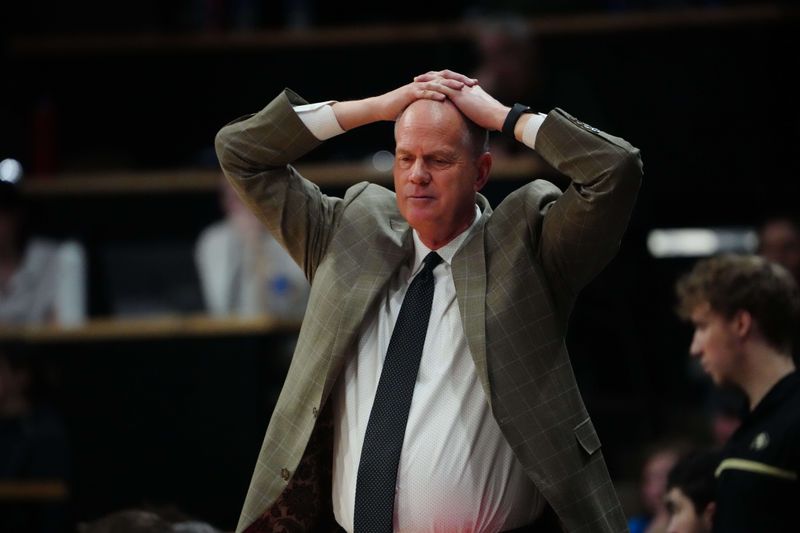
[78,510,172,533]
[708,388,745,446]
[758,215,800,283]
[0,341,33,416]
[638,440,690,516]
[0,181,29,258]
[471,15,539,104]
[664,450,720,533]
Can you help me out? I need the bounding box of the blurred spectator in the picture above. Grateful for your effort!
[79,509,171,533]
[757,214,800,364]
[628,441,689,533]
[705,388,744,447]
[757,215,800,284]
[0,181,86,326]
[676,254,799,532]
[468,14,607,160]
[0,341,70,533]
[78,507,222,533]
[195,176,309,320]
[664,450,720,533]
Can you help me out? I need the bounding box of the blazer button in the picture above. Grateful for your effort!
[312,407,319,418]
[280,468,290,481]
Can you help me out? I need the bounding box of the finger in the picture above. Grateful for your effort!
[440,78,465,90]
[415,73,477,87]
[419,80,460,96]
[414,75,468,91]
[416,89,446,101]
[437,69,478,86]
[413,72,436,82]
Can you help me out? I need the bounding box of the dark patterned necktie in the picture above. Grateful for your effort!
[353,251,443,533]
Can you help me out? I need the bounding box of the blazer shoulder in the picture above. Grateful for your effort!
[490,179,562,232]
[341,181,398,214]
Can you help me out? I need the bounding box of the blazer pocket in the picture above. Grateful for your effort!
[574,417,601,455]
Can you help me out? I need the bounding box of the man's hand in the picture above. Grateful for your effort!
[372,76,476,122]
[331,75,476,131]
[414,70,511,132]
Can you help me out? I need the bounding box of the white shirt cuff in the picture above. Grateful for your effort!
[294,101,345,141]
[520,113,547,149]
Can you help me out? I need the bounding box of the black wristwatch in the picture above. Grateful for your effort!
[502,103,532,138]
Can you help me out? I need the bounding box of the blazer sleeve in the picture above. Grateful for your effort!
[214,89,343,283]
[533,108,643,309]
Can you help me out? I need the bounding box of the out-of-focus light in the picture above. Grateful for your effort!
[371,150,394,172]
[0,159,23,184]
[647,228,758,258]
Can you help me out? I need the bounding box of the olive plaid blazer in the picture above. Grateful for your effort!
[215,89,642,533]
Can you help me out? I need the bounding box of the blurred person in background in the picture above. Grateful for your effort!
[676,254,799,532]
[757,214,800,364]
[0,180,86,326]
[663,450,719,533]
[705,388,744,447]
[0,340,70,533]
[78,507,223,533]
[469,14,607,160]
[757,215,800,284]
[195,176,309,321]
[628,441,688,533]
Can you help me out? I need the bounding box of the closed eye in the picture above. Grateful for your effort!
[428,156,455,169]
[395,154,413,168]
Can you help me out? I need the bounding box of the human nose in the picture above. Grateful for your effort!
[408,158,431,185]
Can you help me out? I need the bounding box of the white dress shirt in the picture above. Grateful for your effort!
[0,239,86,326]
[296,102,546,532]
[195,219,309,319]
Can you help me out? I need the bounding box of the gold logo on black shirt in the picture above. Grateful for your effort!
[750,432,770,451]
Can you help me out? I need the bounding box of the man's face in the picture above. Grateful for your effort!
[689,303,741,387]
[665,487,709,533]
[393,100,488,246]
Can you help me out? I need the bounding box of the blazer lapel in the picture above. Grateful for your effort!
[320,215,412,404]
[452,195,492,407]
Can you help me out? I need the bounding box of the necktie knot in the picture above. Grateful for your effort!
[423,252,442,273]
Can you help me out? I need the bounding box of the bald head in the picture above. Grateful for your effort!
[395,99,488,158]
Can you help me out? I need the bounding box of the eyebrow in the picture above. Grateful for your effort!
[395,148,459,158]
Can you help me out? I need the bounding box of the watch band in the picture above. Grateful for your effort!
[502,103,532,138]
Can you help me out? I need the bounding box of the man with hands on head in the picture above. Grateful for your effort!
[215,69,642,532]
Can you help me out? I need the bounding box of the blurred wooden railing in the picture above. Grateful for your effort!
[0,480,69,502]
[18,155,548,196]
[10,4,798,56]
[0,315,301,343]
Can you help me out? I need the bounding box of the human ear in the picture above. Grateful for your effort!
[474,152,492,191]
[702,501,716,531]
[732,310,753,340]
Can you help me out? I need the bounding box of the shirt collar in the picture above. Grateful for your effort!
[411,204,482,273]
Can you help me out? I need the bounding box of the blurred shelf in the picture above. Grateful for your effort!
[10,4,797,57]
[19,155,548,196]
[0,480,69,502]
[0,315,301,343]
